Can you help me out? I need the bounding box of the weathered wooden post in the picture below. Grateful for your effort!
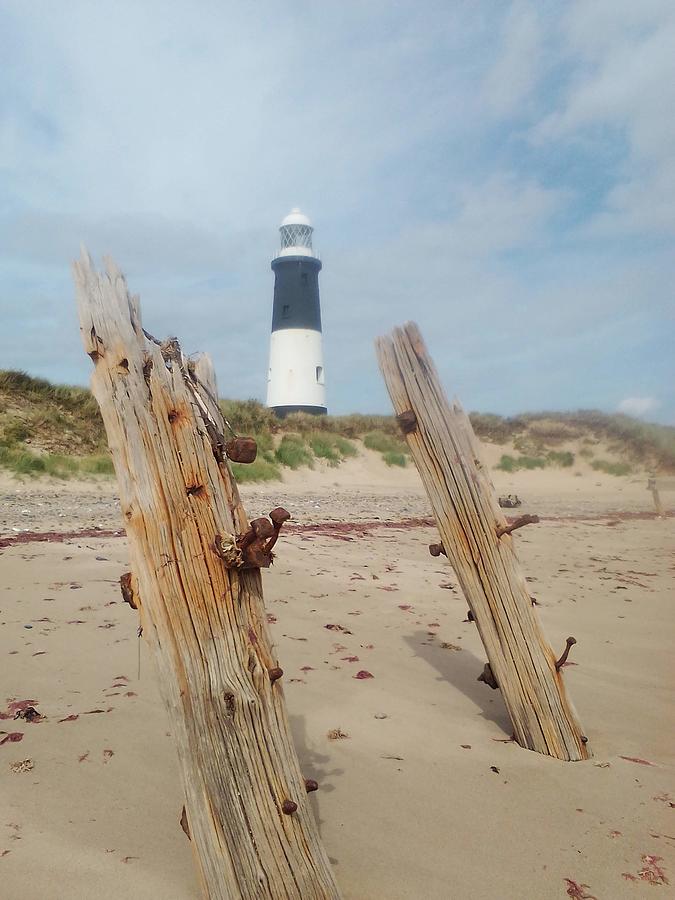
[647,475,665,517]
[376,322,590,761]
[73,250,341,899]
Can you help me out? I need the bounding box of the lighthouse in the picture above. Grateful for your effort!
[266,208,327,416]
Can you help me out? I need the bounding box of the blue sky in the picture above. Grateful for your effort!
[1,1,673,421]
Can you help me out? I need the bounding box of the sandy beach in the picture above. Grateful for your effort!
[1,461,673,899]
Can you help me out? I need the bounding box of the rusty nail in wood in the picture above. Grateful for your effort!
[269,667,284,683]
[120,572,138,610]
[465,609,475,623]
[477,663,499,690]
[269,507,291,527]
[396,410,418,434]
[265,507,291,553]
[580,735,588,744]
[429,542,447,557]
[225,437,258,464]
[281,799,297,815]
[555,636,577,671]
[496,514,540,538]
[235,528,256,551]
[304,779,319,793]
[180,805,191,840]
[250,517,275,539]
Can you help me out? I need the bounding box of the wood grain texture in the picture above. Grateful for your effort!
[376,322,590,761]
[73,250,341,899]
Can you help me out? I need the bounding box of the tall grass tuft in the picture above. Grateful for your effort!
[307,432,358,466]
[231,458,281,483]
[80,455,115,475]
[547,450,575,467]
[363,431,409,466]
[219,399,278,436]
[469,413,525,444]
[334,436,358,458]
[0,445,114,479]
[275,434,314,469]
[382,451,407,467]
[363,431,407,455]
[496,454,547,472]
[283,412,400,439]
[590,459,632,476]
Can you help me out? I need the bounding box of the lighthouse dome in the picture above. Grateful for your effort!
[281,207,312,228]
[276,207,317,259]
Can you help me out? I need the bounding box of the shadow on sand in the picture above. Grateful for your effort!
[403,631,512,735]
[289,714,344,864]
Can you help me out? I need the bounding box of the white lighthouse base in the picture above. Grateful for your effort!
[266,328,326,413]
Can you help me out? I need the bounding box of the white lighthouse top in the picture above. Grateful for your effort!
[281,207,311,227]
[275,207,318,259]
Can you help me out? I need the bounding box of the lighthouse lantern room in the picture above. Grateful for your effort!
[266,208,327,417]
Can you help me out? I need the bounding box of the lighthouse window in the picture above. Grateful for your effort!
[282,304,290,317]
[316,366,324,384]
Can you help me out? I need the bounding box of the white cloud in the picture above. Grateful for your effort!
[531,1,675,236]
[482,2,543,116]
[618,396,660,417]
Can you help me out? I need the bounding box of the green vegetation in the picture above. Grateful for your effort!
[334,436,358,458]
[525,418,581,442]
[363,430,409,466]
[230,457,281,483]
[590,459,632,476]
[285,411,400,440]
[307,434,340,465]
[79,455,115,475]
[546,450,575,467]
[250,431,276,464]
[220,399,277,436]
[520,410,675,470]
[307,432,358,466]
[469,413,525,445]
[0,370,105,460]
[363,431,395,453]
[218,399,400,441]
[496,454,547,472]
[0,444,114,479]
[274,434,314,470]
[2,370,674,482]
[497,450,574,471]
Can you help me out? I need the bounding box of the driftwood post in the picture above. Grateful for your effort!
[647,475,665,517]
[73,250,341,899]
[376,322,590,761]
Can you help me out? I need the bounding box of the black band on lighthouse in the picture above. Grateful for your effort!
[270,255,323,333]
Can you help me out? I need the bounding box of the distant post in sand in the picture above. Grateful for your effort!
[73,250,341,900]
[376,322,590,762]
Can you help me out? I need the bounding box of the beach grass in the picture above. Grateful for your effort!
[274,434,314,470]
[590,459,632,476]
[2,369,674,481]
